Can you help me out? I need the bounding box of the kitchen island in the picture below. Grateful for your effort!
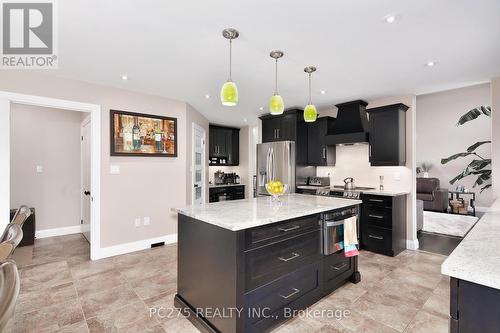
[174,194,361,333]
[441,198,500,332]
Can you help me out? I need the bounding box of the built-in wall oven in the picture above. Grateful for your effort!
[322,206,358,255]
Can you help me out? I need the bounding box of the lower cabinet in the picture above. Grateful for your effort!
[176,209,361,333]
[360,194,407,257]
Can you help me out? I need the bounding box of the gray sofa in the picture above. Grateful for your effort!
[417,178,449,212]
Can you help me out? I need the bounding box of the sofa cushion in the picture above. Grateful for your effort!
[417,193,434,201]
[417,178,440,194]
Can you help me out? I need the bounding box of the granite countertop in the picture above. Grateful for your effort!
[208,183,245,188]
[362,189,410,197]
[174,194,361,231]
[441,198,500,290]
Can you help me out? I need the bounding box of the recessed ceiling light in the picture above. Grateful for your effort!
[320,90,326,95]
[425,61,437,67]
[243,118,247,123]
[204,94,211,99]
[259,107,264,111]
[384,14,397,23]
[121,75,128,81]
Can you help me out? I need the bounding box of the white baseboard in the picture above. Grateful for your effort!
[35,225,84,239]
[476,206,489,213]
[406,238,419,250]
[93,234,177,260]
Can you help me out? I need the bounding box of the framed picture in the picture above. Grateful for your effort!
[110,110,177,157]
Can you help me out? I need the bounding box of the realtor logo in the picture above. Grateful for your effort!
[1,0,58,68]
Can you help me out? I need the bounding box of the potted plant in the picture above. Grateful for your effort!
[417,163,433,178]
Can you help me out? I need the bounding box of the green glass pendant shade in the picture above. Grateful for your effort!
[304,104,318,122]
[269,94,284,115]
[220,81,238,106]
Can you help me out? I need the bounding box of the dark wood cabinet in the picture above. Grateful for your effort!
[307,117,336,166]
[260,109,308,165]
[208,185,245,203]
[367,103,408,166]
[176,206,361,333]
[360,194,407,257]
[450,277,500,333]
[209,125,239,166]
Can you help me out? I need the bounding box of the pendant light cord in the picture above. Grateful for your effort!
[275,59,278,94]
[228,39,232,81]
[308,73,312,105]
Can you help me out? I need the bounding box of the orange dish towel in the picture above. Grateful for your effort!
[343,216,359,257]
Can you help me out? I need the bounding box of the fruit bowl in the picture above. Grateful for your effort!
[265,181,288,201]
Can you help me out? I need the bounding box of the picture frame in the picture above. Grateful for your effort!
[110,109,177,157]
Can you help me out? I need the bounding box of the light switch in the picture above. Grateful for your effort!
[394,172,401,181]
[143,217,150,226]
[110,165,120,175]
[36,165,43,173]
[135,218,141,227]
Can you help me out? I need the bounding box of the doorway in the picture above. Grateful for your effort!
[192,123,206,204]
[81,116,91,242]
[0,91,102,260]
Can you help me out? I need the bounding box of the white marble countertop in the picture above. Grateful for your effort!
[442,198,500,290]
[363,189,410,197]
[174,194,361,231]
[208,183,245,188]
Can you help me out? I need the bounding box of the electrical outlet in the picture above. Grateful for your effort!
[36,165,43,173]
[143,217,150,226]
[110,165,121,175]
[135,218,141,227]
[394,172,401,181]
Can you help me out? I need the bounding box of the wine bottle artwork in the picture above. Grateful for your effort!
[123,121,133,151]
[154,126,163,152]
[132,117,141,151]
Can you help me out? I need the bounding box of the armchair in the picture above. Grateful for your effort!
[417,178,449,212]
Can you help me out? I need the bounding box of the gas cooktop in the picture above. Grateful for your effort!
[316,185,376,199]
[331,185,376,191]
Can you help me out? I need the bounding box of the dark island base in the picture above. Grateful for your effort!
[176,211,361,333]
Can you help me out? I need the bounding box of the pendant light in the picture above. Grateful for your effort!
[220,28,239,106]
[269,50,284,115]
[303,66,318,122]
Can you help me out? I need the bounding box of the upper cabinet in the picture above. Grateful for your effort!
[307,117,336,166]
[209,125,239,166]
[367,103,408,166]
[260,109,308,165]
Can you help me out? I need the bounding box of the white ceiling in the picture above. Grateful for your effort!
[54,0,500,126]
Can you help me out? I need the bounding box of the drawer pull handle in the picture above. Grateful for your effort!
[369,235,384,240]
[331,263,348,271]
[369,214,384,219]
[278,252,300,262]
[369,199,384,203]
[280,288,300,299]
[278,225,300,232]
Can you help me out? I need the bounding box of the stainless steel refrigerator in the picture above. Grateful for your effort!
[257,141,295,196]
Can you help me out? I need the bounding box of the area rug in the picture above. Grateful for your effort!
[422,211,479,237]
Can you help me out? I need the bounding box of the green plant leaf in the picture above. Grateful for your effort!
[468,159,491,170]
[472,171,491,188]
[457,106,491,126]
[467,141,491,152]
[481,184,492,193]
[441,152,472,164]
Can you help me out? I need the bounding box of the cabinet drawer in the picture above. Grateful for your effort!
[245,215,320,250]
[363,195,392,208]
[323,252,352,282]
[245,230,321,291]
[361,226,392,253]
[362,205,392,229]
[245,263,319,325]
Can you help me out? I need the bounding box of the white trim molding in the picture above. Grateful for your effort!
[95,234,178,260]
[406,238,420,250]
[36,225,84,239]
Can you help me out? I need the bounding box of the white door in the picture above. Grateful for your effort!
[81,118,91,242]
[192,124,205,204]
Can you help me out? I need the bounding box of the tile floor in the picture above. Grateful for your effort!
[7,234,450,333]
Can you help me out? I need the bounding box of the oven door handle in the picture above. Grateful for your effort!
[325,220,345,227]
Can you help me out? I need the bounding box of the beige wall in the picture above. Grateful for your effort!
[0,71,204,248]
[318,95,418,247]
[10,104,83,230]
[186,104,209,204]
[492,77,500,200]
[416,83,492,207]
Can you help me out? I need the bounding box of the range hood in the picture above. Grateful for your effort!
[325,100,369,145]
